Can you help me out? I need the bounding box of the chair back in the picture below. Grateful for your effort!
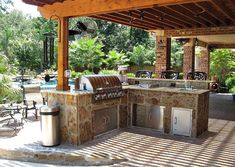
[135,70,153,78]
[187,71,207,80]
[160,70,179,80]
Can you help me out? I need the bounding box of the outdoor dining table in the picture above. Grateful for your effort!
[0,104,27,130]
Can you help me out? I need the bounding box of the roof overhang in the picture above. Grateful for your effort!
[23,0,235,47]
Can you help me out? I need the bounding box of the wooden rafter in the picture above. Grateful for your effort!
[195,2,226,26]
[38,0,207,19]
[92,15,152,30]
[152,7,192,28]
[143,8,186,28]
[210,0,235,23]
[120,10,175,29]
[164,5,205,27]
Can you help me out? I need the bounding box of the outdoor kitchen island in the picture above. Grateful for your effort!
[41,83,209,146]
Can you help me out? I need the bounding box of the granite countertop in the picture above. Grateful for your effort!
[124,85,210,94]
[41,85,209,96]
[41,90,93,96]
[128,77,213,83]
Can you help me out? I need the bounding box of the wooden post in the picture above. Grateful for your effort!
[56,17,70,91]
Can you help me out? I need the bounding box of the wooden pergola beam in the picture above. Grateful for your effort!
[152,7,192,28]
[142,9,184,28]
[38,0,207,19]
[194,2,226,26]
[210,0,235,23]
[119,10,175,29]
[164,6,206,27]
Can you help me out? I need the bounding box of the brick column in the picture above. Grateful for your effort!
[198,47,210,78]
[155,36,171,78]
[183,39,195,79]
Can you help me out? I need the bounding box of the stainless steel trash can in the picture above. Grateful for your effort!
[40,105,60,146]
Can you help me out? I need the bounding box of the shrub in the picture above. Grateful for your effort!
[0,75,23,104]
[99,70,118,75]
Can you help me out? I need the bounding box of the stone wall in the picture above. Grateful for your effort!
[42,91,128,146]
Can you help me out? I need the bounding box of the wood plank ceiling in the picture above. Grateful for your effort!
[23,0,235,31]
[92,0,235,30]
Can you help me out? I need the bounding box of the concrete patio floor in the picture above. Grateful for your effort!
[0,93,234,166]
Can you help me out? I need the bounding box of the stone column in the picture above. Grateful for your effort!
[198,47,210,78]
[183,39,195,79]
[155,36,171,78]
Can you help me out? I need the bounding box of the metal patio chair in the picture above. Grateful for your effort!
[23,99,38,119]
[187,71,207,80]
[160,70,179,80]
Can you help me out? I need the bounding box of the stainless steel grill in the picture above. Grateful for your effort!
[79,75,124,101]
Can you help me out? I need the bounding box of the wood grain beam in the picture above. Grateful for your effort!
[169,5,210,27]
[38,0,207,19]
[142,9,184,28]
[210,0,235,23]
[92,14,156,30]
[152,7,192,28]
[165,5,206,27]
[92,15,153,30]
[56,17,70,91]
[120,10,175,29]
[195,2,227,26]
[106,13,158,29]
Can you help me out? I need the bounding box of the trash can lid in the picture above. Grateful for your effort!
[40,105,60,113]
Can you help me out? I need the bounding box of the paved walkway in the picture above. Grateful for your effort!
[0,93,234,166]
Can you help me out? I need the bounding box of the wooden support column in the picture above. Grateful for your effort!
[56,17,70,91]
[183,38,195,79]
[155,36,171,78]
[197,47,210,78]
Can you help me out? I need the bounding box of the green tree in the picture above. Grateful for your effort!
[171,39,183,71]
[104,50,129,69]
[69,37,104,73]
[128,45,146,68]
[210,49,235,84]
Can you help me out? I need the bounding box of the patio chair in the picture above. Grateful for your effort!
[160,70,179,80]
[135,70,153,78]
[187,71,207,80]
[23,99,38,119]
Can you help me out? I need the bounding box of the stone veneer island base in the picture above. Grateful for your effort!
[41,85,209,146]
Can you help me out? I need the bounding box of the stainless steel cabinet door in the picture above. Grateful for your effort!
[172,107,192,136]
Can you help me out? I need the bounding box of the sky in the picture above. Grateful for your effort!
[11,0,41,17]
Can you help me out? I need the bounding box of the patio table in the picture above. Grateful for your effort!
[0,104,26,130]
